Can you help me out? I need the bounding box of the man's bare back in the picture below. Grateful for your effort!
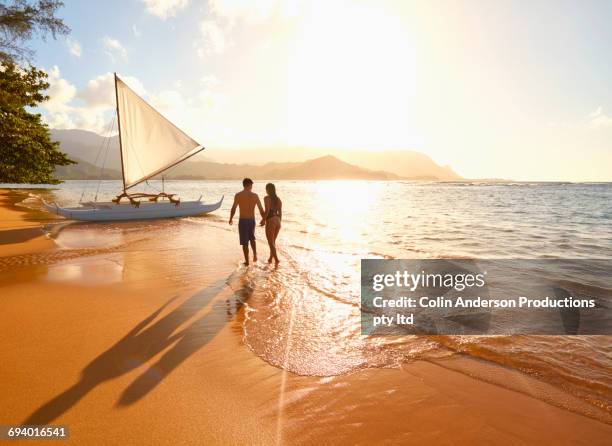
[233,190,261,219]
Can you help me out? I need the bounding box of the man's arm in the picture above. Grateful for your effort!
[229,194,238,224]
[256,195,265,219]
[260,196,269,226]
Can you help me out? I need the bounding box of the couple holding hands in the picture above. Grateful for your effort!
[229,178,282,267]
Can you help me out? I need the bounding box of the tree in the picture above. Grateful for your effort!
[1,0,69,63]
[0,62,74,183]
[0,1,72,183]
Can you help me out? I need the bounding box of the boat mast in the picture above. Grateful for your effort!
[114,73,127,191]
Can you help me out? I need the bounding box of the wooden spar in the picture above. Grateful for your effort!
[112,191,180,207]
[114,73,127,191]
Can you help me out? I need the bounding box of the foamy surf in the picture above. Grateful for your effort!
[227,244,611,424]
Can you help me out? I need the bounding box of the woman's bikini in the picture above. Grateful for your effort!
[266,198,281,220]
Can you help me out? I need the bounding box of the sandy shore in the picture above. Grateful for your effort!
[0,188,610,445]
[0,190,56,257]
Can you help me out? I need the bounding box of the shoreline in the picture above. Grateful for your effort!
[0,187,611,445]
[0,190,56,257]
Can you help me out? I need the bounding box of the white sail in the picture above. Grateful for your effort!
[115,75,204,189]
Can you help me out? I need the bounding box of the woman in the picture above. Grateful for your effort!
[261,182,282,266]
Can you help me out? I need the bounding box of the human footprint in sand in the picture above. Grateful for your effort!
[229,178,265,266]
[260,182,282,267]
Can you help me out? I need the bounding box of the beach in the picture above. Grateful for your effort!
[1,187,611,445]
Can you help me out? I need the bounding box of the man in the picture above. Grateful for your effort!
[229,178,265,266]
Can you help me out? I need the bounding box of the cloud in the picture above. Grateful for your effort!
[78,73,145,109]
[587,106,612,129]
[194,1,300,58]
[66,38,81,57]
[43,66,76,113]
[147,84,228,142]
[39,67,88,130]
[197,20,228,56]
[150,89,185,112]
[39,69,145,134]
[141,0,189,19]
[201,75,220,88]
[208,0,297,24]
[103,36,128,62]
[77,74,114,109]
[132,25,141,38]
[588,106,602,118]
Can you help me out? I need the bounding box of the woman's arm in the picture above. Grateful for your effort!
[261,196,270,226]
[278,199,282,221]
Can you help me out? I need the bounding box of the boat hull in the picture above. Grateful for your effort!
[43,197,223,222]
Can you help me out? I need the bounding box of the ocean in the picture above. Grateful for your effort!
[13,179,612,421]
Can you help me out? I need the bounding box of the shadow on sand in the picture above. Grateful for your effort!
[24,270,254,425]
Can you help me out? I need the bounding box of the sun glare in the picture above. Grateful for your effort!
[286,2,418,150]
[309,180,382,247]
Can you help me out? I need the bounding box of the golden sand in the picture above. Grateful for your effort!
[0,189,610,445]
[0,190,56,257]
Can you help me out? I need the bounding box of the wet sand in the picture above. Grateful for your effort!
[0,190,55,257]
[0,188,610,445]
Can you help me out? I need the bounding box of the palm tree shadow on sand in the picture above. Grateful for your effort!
[24,271,254,425]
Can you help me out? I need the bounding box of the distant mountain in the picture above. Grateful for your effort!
[166,155,399,180]
[187,147,463,180]
[50,128,461,181]
[55,154,398,181]
[55,157,121,180]
[260,155,399,180]
[50,129,122,171]
[337,150,461,181]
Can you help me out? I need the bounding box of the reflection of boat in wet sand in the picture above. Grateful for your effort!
[43,73,223,222]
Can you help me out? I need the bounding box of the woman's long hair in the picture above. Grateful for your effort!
[266,183,279,208]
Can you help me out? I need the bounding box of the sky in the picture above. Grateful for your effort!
[30,0,612,181]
